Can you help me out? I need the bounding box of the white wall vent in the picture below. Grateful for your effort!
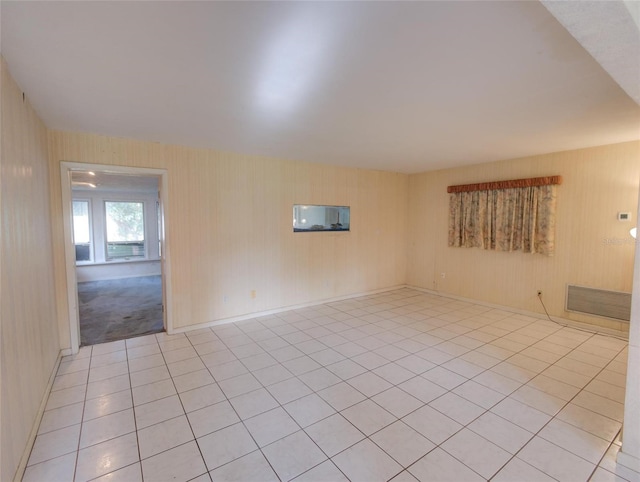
[565,284,631,322]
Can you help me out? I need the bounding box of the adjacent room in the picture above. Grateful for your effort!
[1,1,639,482]
[71,171,164,345]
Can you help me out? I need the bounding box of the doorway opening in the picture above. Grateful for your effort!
[61,163,171,353]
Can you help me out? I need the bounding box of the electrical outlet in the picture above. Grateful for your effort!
[440,272,446,279]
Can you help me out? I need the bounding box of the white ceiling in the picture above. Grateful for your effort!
[2,1,639,174]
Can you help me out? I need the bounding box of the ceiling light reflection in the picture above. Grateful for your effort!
[255,6,340,116]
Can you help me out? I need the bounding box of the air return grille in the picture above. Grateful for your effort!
[565,285,631,322]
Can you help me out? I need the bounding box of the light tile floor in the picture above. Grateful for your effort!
[24,289,638,482]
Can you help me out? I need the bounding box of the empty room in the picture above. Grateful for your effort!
[1,1,639,482]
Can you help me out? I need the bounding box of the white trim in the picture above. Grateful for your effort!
[171,285,406,333]
[170,283,631,339]
[60,164,81,353]
[77,258,161,267]
[60,162,172,352]
[13,351,62,482]
[617,450,640,475]
[406,285,629,340]
[71,198,94,263]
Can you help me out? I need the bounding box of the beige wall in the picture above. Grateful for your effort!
[1,59,60,481]
[407,142,640,332]
[48,131,409,348]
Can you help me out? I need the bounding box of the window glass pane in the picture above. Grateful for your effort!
[293,205,350,232]
[105,201,145,259]
[72,200,91,262]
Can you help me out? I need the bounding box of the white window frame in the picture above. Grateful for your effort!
[72,198,93,264]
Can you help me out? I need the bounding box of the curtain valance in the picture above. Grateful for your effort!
[447,175,562,193]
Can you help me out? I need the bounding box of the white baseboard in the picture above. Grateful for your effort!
[170,285,406,334]
[171,283,628,340]
[405,285,629,340]
[13,351,63,482]
[617,450,640,475]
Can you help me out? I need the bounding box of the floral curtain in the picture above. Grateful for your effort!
[448,184,557,255]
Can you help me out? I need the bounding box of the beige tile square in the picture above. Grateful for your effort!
[490,397,551,433]
[467,411,533,454]
[421,366,467,390]
[333,439,403,482]
[571,391,624,422]
[372,387,423,418]
[306,413,365,457]
[408,447,484,482]
[29,424,80,466]
[23,453,76,482]
[79,409,135,449]
[208,360,248,381]
[179,383,226,413]
[262,430,327,481]
[218,373,262,398]
[173,369,215,393]
[492,458,556,482]
[90,350,127,369]
[52,369,89,391]
[45,384,87,411]
[252,363,294,386]
[132,378,176,405]
[38,402,84,434]
[341,399,396,436]
[229,388,279,420]
[129,365,170,389]
[538,419,610,464]
[187,400,240,438]
[93,463,142,482]
[75,433,138,482]
[128,353,165,373]
[244,407,299,447]
[518,436,595,482]
[398,376,447,403]
[453,380,505,409]
[141,440,206,482]
[441,428,511,479]
[285,393,336,428]
[347,371,393,398]
[403,405,462,445]
[429,392,485,425]
[209,450,279,482]
[298,367,341,391]
[371,421,435,467]
[373,363,415,385]
[198,422,257,470]
[87,374,130,400]
[318,382,366,411]
[167,356,206,377]
[126,343,161,361]
[134,394,184,429]
[292,460,349,482]
[267,377,313,404]
[137,415,194,459]
[88,361,129,383]
[556,403,622,442]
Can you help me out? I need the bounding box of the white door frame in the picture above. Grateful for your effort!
[60,161,172,354]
